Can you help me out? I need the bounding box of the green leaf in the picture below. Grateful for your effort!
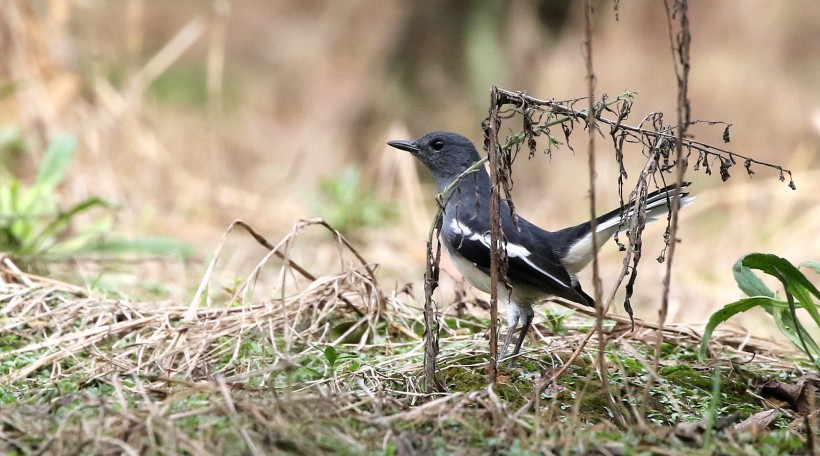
[790,283,820,322]
[315,165,396,235]
[27,197,112,255]
[0,178,16,215]
[800,260,820,275]
[743,253,820,301]
[741,253,820,364]
[698,297,779,361]
[771,304,820,360]
[88,236,193,256]
[324,346,339,369]
[732,257,774,298]
[34,135,76,193]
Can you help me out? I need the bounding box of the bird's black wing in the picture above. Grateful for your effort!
[442,214,591,305]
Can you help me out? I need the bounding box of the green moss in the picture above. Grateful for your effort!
[438,360,538,409]
[578,388,610,415]
[440,366,485,393]
[660,365,749,398]
[516,358,540,372]
[568,357,593,377]
[610,352,646,377]
[660,365,713,390]
[660,342,700,361]
[494,380,532,408]
[657,364,759,422]
[660,342,676,356]
[443,316,486,333]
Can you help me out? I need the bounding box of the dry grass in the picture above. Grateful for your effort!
[1,219,813,453]
[0,220,399,454]
[2,1,820,453]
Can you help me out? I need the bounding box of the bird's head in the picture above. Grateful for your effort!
[387,132,483,186]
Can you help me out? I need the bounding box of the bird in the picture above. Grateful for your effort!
[387,131,693,365]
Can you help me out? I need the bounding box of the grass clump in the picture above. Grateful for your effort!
[1,224,815,455]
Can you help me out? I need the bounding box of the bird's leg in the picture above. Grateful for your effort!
[507,304,534,367]
[498,305,521,364]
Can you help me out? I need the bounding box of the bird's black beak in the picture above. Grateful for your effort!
[387,139,420,153]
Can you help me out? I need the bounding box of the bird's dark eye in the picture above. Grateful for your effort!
[431,140,444,151]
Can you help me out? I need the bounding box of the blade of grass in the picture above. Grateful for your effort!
[732,257,774,298]
[704,366,722,448]
[800,260,820,275]
[770,304,820,359]
[698,297,781,361]
[27,197,112,255]
[32,135,76,194]
[743,253,820,301]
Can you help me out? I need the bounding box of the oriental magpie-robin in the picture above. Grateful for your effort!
[388,131,693,365]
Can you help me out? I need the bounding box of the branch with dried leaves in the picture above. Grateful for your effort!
[493,88,795,190]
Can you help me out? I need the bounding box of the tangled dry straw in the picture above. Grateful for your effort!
[2,220,383,384]
[0,219,802,454]
[0,219,414,453]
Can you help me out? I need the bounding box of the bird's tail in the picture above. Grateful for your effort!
[595,182,694,235]
[553,182,693,276]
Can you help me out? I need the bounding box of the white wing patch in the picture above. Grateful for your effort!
[449,219,530,257]
[448,219,570,288]
[519,256,571,288]
[449,218,473,238]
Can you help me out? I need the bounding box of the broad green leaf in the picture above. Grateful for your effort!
[739,253,820,365]
[34,135,76,193]
[28,197,112,255]
[48,229,108,257]
[6,179,19,214]
[771,304,820,360]
[733,257,774,298]
[743,253,820,301]
[788,283,820,331]
[699,296,777,361]
[87,236,193,256]
[0,179,14,215]
[785,293,820,365]
[747,254,820,331]
[801,260,820,275]
[738,279,820,360]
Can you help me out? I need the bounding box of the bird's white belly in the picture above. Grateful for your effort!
[448,249,494,294]
[445,244,544,304]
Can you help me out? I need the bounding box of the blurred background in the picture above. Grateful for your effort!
[1,1,819,335]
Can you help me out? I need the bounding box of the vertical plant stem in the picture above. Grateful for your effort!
[584,0,622,428]
[207,1,229,219]
[486,86,502,384]
[704,367,722,448]
[583,0,602,335]
[652,0,691,416]
[422,214,444,392]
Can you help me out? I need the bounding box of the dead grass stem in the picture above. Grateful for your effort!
[1,221,805,452]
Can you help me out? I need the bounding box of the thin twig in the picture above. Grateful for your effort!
[486,86,503,383]
[650,0,692,421]
[584,1,624,427]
